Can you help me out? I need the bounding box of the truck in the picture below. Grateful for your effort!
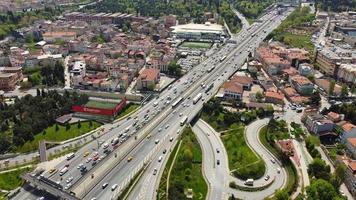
[193,93,202,104]
[59,167,68,176]
[180,116,188,126]
[244,179,254,186]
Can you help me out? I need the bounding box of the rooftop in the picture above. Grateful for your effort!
[223,81,243,94]
[171,22,225,34]
[342,122,356,132]
[347,138,356,148]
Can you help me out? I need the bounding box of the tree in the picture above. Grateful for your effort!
[310,90,321,106]
[275,189,289,200]
[306,179,337,200]
[307,74,315,83]
[255,91,264,102]
[55,123,59,132]
[65,123,70,131]
[308,158,331,180]
[329,80,335,96]
[77,121,81,129]
[340,84,348,97]
[89,120,93,127]
[351,85,356,94]
[330,164,346,189]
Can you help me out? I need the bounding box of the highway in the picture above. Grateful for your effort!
[111,6,294,200]
[13,5,293,200]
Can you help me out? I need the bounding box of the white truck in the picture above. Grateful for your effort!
[59,167,68,176]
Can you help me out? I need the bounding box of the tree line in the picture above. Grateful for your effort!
[0,90,88,153]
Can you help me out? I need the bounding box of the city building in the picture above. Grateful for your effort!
[42,31,77,43]
[223,81,243,100]
[327,112,343,123]
[0,73,17,91]
[136,68,160,90]
[335,156,356,196]
[337,63,356,84]
[289,75,314,95]
[298,63,314,76]
[304,113,335,135]
[170,22,227,41]
[340,122,356,143]
[346,138,356,159]
[265,91,284,104]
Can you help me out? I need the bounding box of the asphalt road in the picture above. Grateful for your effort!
[13,5,294,200]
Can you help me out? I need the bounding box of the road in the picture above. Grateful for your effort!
[124,7,294,200]
[14,5,294,200]
[231,7,250,30]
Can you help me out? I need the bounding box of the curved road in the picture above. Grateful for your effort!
[192,118,287,200]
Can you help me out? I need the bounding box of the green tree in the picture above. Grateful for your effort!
[275,189,289,200]
[306,179,337,200]
[65,123,70,131]
[351,85,356,94]
[89,120,93,127]
[310,90,321,106]
[340,84,348,97]
[330,164,346,189]
[329,80,335,96]
[308,158,331,180]
[255,91,264,102]
[55,123,59,132]
[77,121,81,129]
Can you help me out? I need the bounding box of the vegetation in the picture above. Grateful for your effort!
[180,41,212,49]
[222,124,265,180]
[233,0,273,19]
[167,60,182,77]
[259,125,298,196]
[0,90,89,153]
[86,100,118,109]
[115,102,140,119]
[0,7,62,40]
[305,135,321,158]
[167,128,207,200]
[306,179,342,200]
[290,122,304,139]
[16,121,101,153]
[315,0,356,12]
[308,158,331,180]
[28,60,65,87]
[0,166,33,190]
[328,101,356,124]
[268,7,315,52]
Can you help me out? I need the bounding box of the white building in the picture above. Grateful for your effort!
[337,63,356,84]
[170,22,227,41]
[71,61,86,86]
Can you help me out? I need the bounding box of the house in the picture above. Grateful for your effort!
[304,113,335,135]
[223,81,243,100]
[327,112,342,123]
[340,122,356,143]
[0,73,17,91]
[230,75,253,90]
[289,75,314,95]
[265,91,284,104]
[335,156,356,196]
[315,79,342,96]
[346,138,356,159]
[136,68,160,90]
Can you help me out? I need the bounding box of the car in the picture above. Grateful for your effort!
[264,175,270,181]
[155,139,160,144]
[49,168,57,174]
[65,182,72,190]
[277,168,281,173]
[340,190,346,197]
[111,184,118,191]
[179,113,183,117]
[127,156,133,162]
[84,151,90,157]
[216,149,220,153]
[102,183,109,189]
[176,129,181,134]
[153,168,158,175]
[169,137,173,142]
[217,160,220,165]
[37,197,45,200]
[66,177,73,183]
[86,158,92,163]
[165,124,170,129]
[271,158,275,164]
[158,128,162,132]
[163,149,167,154]
[158,156,163,162]
[77,163,84,169]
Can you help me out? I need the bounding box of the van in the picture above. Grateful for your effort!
[111,184,118,191]
[244,179,254,186]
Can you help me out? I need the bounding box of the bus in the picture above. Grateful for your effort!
[219,56,227,62]
[180,116,188,126]
[59,167,68,176]
[172,97,183,108]
[66,153,75,161]
[193,93,202,104]
[205,83,214,93]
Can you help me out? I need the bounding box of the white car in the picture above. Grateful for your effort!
[66,176,73,183]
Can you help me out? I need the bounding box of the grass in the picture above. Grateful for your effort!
[166,127,207,200]
[221,124,265,180]
[282,32,314,53]
[115,103,140,119]
[180,41,212,49]
[85,100,118,109]
[306,135,320,147]
[0,166,33,190]
[157,140,181,200]
[259,126,298,195]
[15,121,101,153]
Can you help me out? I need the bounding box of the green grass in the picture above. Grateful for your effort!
[306,135,320,147]
[167,127,207,200]
[282,32,314,52]
[15,121,101,153]
[201,112,228,132]
[180,41,212,49]
[0,166,33,190]
[115,103,140,119]
[259,126,298,195]
[85,100,119,109]
[221,124,265,180]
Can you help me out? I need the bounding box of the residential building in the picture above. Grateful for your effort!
[136,68,160,90]
[327,112,343,123]
[346,138,356,159]
[0,73,17,91]
[289,75,314,95]
[265,91,284,104]
[230,75,253,90]
[42,31,77,43]
[1,67,23,82]
[223,81,243,100]
[335,156,356,196]
[304,113,335,135]
[315,78,342,96]
[337,63,356,84]
[340,122,356,143]
[298,63,314,76]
